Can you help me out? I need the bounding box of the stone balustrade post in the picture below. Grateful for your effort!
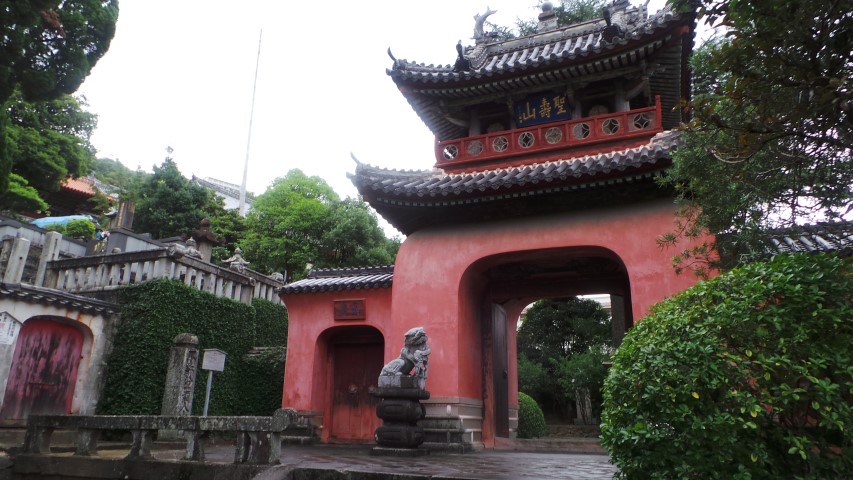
[34,231,62,287]
[3,236,31,283]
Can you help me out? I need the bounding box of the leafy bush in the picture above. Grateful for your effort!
[41,218,96,239]
[517,391,547,439]
[601,254,852,479]
[518,354,550,399]
[100,279,288,416]
[65,218,96,239]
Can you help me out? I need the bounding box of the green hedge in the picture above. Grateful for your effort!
[601,254,852,479]
[517,391,547,439]
[100,279,288,416]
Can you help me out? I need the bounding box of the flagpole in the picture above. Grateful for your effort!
[239,29,262,216]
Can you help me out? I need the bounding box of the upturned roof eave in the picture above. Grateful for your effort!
[387,10,694,90]
[351,131,681,211]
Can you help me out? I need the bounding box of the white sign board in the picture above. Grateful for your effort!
[0,312,21,345]
[202,349,226,372]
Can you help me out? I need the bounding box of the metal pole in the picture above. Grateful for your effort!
[239,29,263,216]
[203,370,214,416]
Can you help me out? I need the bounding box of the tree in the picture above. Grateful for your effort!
[518,297,611,363]
[516,0,608,36]
[2,173,49,214]
[88,157,149,207]
[320,198,399,268]
[517,297,611,420]
[241,170,339,278]
[557,348,609,424]
[0,91,98,208]
[207,207,247,264]
[241,169,399,279]
[0,0,119,196]
[601,253,851,479]
[660,1,852,271]
[132,157,220,239]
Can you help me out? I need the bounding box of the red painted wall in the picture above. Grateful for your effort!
[281,197,708,446]
[280,288,393,440]
[390,198,705,412]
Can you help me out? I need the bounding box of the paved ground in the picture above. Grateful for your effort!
[156,443,619,479]
[2,433,619,479]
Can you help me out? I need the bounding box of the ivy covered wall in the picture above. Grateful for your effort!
[99,279,288,416]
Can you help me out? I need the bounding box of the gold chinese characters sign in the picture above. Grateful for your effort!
[515,92,572,128]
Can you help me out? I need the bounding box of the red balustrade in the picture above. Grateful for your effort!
[435,96,662,168]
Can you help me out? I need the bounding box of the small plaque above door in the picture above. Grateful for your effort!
[334,299,365,320]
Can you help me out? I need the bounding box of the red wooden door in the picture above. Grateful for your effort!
[492,304,510,437]
[0,319,84,420]
[330,341,383,441]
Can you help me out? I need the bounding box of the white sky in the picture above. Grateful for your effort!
[79,1,672,207]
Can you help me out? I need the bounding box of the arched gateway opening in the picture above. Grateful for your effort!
[462,247,631,441]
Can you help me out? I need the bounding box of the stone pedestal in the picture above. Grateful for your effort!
[372,375,429,456]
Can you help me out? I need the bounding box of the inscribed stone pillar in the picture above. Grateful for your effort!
[3,236,31,284]
[160,334,199,439]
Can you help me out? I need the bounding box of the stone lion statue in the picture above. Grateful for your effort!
[380,327,431,389]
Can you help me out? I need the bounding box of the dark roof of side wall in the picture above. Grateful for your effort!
[0,283,120,315]
[280,266,394,294]
[721,222,853,259]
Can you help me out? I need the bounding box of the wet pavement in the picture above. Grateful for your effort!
[158,443,619,479]
[2,435,619,479]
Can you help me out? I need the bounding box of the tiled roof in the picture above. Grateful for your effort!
[387,4,693,141]
[61,177,97,197]
[280,266,394,294]
[388,4,684,85]
[759,222,853,257]
[0,283,119,315]
[351,131,679,201]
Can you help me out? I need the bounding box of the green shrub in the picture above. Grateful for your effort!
[601,254,852,479]
[65,218,96,239]
[41,219,97,239]
[517,391,547,438]
[100,280,288,416]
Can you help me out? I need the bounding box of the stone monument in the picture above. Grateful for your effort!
[372,327,431,456]
[160,333,199,439]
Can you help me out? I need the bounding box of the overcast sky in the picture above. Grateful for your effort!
[79,1,671,206]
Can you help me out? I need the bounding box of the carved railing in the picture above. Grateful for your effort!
[435,96,663,168]
[42,248,283,305]
[24,411,299,464]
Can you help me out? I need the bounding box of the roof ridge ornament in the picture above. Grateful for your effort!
[537,2,558,33]
[452,41,472,73]
[601,6,625,44]
[473,7,497,44]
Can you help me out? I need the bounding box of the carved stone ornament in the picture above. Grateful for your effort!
[379,326,430,390]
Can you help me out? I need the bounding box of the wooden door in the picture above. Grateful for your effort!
[329,341,383,441]
[0,319,84,420]
[492,304,509,437]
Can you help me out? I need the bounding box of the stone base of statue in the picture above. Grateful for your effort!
[371,375,429,456]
